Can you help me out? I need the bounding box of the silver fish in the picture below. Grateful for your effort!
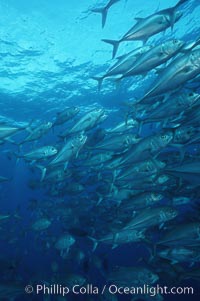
[61,108,105,136]
[141,48,200,101]
[158,222,200,246]
[119,39,184,80]
[124,206,178,230]
[20,122,52,144]
[18,145,57,161]
[102,0,187,58]
[92,46,151,90]
[53,107,79,126]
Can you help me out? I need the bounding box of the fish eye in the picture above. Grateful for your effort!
[174,40,178,44]
[189,92,193,96]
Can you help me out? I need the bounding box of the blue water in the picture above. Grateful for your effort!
[0,0,200,300]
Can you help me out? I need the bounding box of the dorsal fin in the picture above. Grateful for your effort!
[135,17,144,22]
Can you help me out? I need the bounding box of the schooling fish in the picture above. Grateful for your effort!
[102,0,188,58]
[158,223,200,247]
[38,134,87,181]
[118,39,184,80]
[0,125,25,141]
[19,122,52,144]
[92,45,151,90]
[60,108,105,137]
[140,47,200,102]
[16,145,58,162]
[53,107,79,126]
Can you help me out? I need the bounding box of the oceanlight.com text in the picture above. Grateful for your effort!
[25,283,194,297]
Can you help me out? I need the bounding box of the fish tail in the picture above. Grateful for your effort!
[91,7,108,28]
[88,236,98,252]
[174,0,189,9]
[137,120,143,136]
[102,39,120,59]
[91,76,104,91]
[169,0,188,30]
[13,152,22,164]
[35,164,47,181]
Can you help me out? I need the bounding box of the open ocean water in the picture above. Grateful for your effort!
[0,0,200,300]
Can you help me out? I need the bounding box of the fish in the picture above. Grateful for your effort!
[92,45,151,90]
[102,0,188,58]
[16,145,58,162]
[0,176,9,183]
[96,229,146,248]
[120,192,164,210]
[158,222,200,247]
[140,48,200,102]
[91,0,120,28]
[124,206,178,230]
[60,108,105,136]
[19,122,52,144]
[106,118,138,133]
[119,131,173,165]
[0,125,25,143]
[0,214,10,221]
[118,39,184,81]
[55,234,75,258]
[43,167,71,183]
[38,134,87,181]
[158,247,200,265]
[165,161,200,185]
[136,91,200,125]
[53,107,79,126]
[91,133,140,153]
[31,218,51,231]
[108,266,159,286]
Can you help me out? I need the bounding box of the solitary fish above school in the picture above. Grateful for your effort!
[102,0,188,58]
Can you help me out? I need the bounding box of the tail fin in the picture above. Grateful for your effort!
[102,39,120,59]
[88,237,98,252]
[182,36,200,52]
[166,0,188,31]
[174,0,189,9]
[13,152,23,164]
[35,164,47,182]
[91,76,104,91]
[91,7,108,28]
